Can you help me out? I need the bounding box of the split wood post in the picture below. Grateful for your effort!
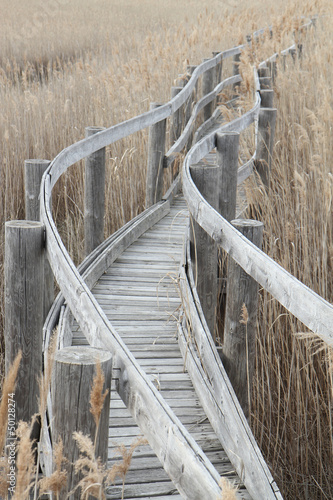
[51,346,112,499]
[223,219,264,420]
[215,132,240,341]
[5,220,45,424]
[255,107,277,189]
[202,59,215,121]
[267,60,277,84]
[212,52,223,106]
[146,103,167,207]
[24,159,54,321]
[170,86,184,147]
[185,65,198,148]
[260,89,274,108]
[84,126,106,257]
[232,52,241,96]
[190,163,220,338]
[216,132,240,222]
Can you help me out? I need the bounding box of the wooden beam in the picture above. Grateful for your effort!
[84,126,106,257]
[5,220,45,423]
[51,346,112,497]
[223,219,264,420]
[24,159,54,320]
[146,103,167,207]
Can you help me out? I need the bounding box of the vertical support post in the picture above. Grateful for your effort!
[212,52,223,105]
[215,132,239,342]
[260,89,274,108]
[24,159,54,320]
[232,52,241,96]
[223,219,264,420]
[5,220,45,423]
[202,59,215,121]
[216,132,240,222]
[146,103,167,207]
[190,163,219,337]
[255,108,277,188]
[51,346,112,499]
[170,86,184,147]
[84,126,106,257]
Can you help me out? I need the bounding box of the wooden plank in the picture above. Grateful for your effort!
[178,247,283,499]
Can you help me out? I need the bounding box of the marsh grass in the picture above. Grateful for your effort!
[0,1,332,499]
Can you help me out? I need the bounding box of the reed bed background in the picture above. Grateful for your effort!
[0,0,332,498]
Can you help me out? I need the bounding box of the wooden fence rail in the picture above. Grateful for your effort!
[5,15,327,500]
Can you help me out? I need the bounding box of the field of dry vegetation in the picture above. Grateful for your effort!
[0,0,332,498]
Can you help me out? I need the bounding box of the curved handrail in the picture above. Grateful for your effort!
[40,45,251,499]
[182,125,333,347]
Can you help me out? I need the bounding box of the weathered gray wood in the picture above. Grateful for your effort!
[255,107,277,188]
[24,159,54,320]
[182,139,333,343]
[41,182,224,498]
[216,132,240,221]
[5,220,45,423]
[202,59,215,121]
[51,346,112,499]
[84,126,106,256]
[258,76,272,89]
[146,103,167,207]
[190,164,220,337]
[169,86,184,147]
[223,220,264,420]
[260,89,274,108]
[178,237,283,499]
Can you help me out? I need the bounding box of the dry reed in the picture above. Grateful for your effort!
[0,1,332,499]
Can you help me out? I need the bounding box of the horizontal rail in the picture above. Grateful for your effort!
[182,138,333,346]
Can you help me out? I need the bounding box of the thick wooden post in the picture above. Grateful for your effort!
[255,107,277,188]
[260,89,274,108]
[5,220,45,423]
[51,346,112,499]
[24,159,54,320]
[223,219,264,420]
[84,126,106,257]
[216,132,240,222]
[170,86,184,147]
[232,52,241,96]
[190,163,220,337]
[215,132,240,340]
[202,59,215,121]
[146,103,167,207]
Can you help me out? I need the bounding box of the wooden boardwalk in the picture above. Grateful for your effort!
[71,195,251,499]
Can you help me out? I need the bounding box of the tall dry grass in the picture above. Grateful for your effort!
[238,12,333,500]
[0,0,332,499]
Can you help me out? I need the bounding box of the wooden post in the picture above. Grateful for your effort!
[190,163,219,337]
[5,220,45,423]
[223,219,264,420]
[170,86,184,147]
[212,52,223,105]
[146,103,167,207]
[232,52,241,96]
[51,346,112,499]
[84,126,106,257]
[216,132,240,222]
[255,108,277,188]
[24,159,54,320]
[215,132,239,341]
[258,76,272,90]
[260,89,274,108]
[202,59,215,121]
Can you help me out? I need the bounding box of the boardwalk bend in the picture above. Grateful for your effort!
[5,16,332,500]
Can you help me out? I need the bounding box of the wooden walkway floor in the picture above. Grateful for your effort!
[71,193,251,499]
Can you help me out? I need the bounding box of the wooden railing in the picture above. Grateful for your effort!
[5,16,329,500]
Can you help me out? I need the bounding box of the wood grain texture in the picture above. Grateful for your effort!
[51,346,112,497]
[5,220,45,423]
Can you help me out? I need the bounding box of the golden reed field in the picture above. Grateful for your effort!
[0,0,332,498]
